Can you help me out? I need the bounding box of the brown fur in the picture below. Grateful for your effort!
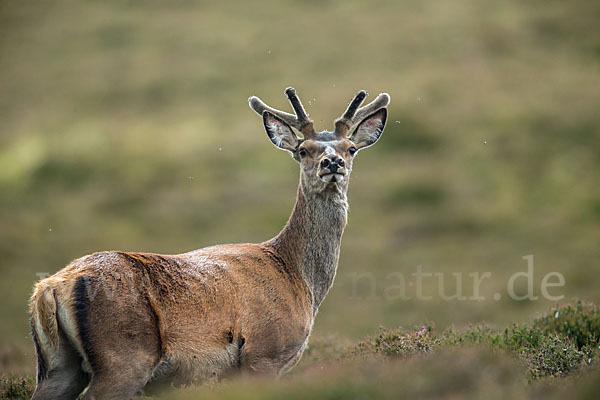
[29,88,389,399]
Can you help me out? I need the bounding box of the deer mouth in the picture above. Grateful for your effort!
[319,172,346,183]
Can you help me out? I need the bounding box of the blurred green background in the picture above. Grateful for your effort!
[1,0,599,378]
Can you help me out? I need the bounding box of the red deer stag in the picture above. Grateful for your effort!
[29,87,390,399]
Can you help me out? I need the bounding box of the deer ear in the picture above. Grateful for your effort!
[263,111,300,152]
[349,108,387,150]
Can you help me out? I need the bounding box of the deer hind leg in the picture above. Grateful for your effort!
[73,276,163,399]
[30,326,89,400]
[79,367,154,400]
[77,339,160,400]
[30,285,89,400]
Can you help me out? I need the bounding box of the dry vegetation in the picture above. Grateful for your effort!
[4,303,599,398]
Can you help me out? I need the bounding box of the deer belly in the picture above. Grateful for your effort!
[150,342,241,385]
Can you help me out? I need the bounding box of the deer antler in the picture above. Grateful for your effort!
[334,91,390,138]
[249,87,315,139]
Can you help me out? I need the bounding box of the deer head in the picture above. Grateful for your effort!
[249,88,389,196]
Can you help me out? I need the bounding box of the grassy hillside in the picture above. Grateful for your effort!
[1,0,599,398]
[2,303,599,398]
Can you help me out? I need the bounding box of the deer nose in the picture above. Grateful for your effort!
[321,157,344,173]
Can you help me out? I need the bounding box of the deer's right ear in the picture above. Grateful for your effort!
[263,111,300,153]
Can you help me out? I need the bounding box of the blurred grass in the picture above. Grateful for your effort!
[1,0,599,394]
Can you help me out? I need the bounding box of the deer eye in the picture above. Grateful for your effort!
[348,146,357,156]
[298,148,308,158]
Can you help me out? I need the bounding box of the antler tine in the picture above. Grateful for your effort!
[334,91,391,138]
[248,96,298,128]
[248,87,315,138]
[284,87,314,137]
[334,90,368,137]
[352,93,391,124]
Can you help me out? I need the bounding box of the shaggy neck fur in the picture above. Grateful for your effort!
[266,178,348,315]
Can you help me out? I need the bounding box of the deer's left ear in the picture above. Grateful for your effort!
[263,111,300,153]
[349,108,387,150]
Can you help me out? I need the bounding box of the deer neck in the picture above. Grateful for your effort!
[266,182,348,315]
